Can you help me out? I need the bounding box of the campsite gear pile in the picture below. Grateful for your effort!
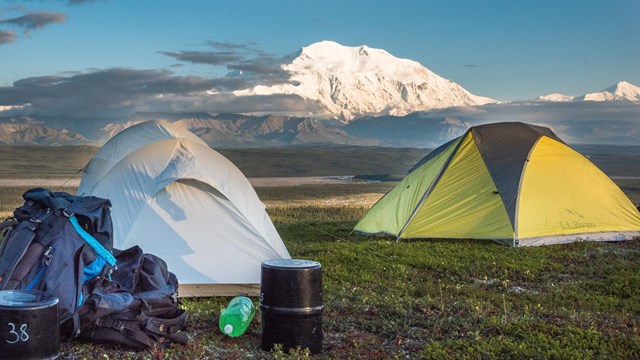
[354,122,640,246]
[0,289,60,359]
[0,188,188,350]
[260,259,324,354]
[219,296,256,337]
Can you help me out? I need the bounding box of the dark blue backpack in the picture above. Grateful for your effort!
[0,188,116,336]
[0,188,188,349]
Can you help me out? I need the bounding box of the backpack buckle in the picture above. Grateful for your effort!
[62,209,74,218]
[43,247,54,266]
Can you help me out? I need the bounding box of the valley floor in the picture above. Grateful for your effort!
[0,175,362,188]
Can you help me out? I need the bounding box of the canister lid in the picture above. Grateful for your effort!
[0,290,59,310]
[262,259,321,270]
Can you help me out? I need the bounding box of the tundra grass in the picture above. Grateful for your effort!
[0,145,423,179]
[0,144,638,179]
[0,145,97,178]
[0,179,638,358]
[57,206,640,359]
[255,183,395,201]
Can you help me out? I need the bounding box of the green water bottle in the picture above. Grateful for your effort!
[219,296,256,337]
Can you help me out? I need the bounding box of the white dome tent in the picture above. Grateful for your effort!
[78,120,290,296]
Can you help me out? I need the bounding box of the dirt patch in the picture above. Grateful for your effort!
[265,193,382,208]
[249,176,363,187]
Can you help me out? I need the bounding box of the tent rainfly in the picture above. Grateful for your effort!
[78,120,290,296]
[354,122,640,246]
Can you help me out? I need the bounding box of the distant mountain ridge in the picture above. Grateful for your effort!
[0,116,87,145]
[538,81,640,102]
[2,99,638,148]
[165,114,377,147]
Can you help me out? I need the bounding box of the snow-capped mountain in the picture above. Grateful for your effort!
[234,41,496,121]
[537,93,574,102]
[578,81,640,102]
[538,81,640,103]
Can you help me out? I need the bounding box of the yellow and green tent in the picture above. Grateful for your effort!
[354,122,640,246]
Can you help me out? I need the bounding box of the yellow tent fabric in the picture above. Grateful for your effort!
[517,136,640,244]
[353,137,461,235]
[402,133,514,239]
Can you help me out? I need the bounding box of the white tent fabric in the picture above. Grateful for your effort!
[80,120,206,189]
[78,120,290,287]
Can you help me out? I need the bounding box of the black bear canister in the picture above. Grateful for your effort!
[260,259,323,354]
[0,290,59,360]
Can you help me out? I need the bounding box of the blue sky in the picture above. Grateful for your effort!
[0,0,638,116]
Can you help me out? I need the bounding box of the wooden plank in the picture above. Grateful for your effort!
[179,283,260,297]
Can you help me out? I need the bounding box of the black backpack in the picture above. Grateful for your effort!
[0,188,115,333]
[76,245,189,349]
[0,188,188,349]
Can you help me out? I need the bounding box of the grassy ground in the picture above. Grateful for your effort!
[0,183,638,359]
[64,209,640,359]
[0,145,425,180]
[616,178,640,206]
[2,144,638,179]
[0,145,97,178]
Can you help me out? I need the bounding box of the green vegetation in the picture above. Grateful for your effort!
[0,144,423,179]
[0,145,97,178]
[0,144,637,358]
[0,144,638,179]
[217,145,426,178]
[615,178,640,205]
[576,145,640,177]
[255,183,395,201]
[0,185,637,358]
[60,206,640,359]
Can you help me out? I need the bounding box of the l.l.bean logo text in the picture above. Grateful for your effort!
[560,220,597,230]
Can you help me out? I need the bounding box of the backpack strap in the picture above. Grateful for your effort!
[0,218,18,256]
[88,316,156,350]
[68,214,116,269]
[37,214,70,248]
[0,222,38,290]
[89,311,189,350]
[144,310,189,345]
[0,218,17,233]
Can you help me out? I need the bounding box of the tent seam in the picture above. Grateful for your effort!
[513,135,544,245]
[397,131,468,240]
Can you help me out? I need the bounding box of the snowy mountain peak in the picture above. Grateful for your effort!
[295,41,428,83]
[235,40,496,120]
[299,41,394,66]
[537,81,640,103]
[537,93,574,102]
[581,81,640,102]
[606,81,640,99]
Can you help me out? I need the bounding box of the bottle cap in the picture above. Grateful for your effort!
[224,324,233,334]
